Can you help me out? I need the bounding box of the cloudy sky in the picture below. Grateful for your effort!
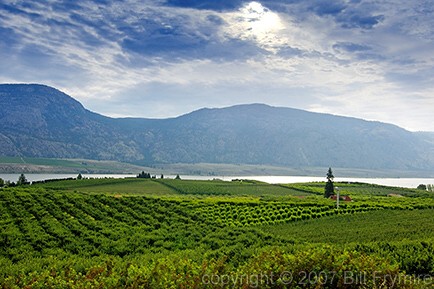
[1,0,434,131]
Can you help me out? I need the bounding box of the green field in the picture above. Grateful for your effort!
[35,178,177,196]
[1,178,434,288]
[0,157,149,174]
[263,209,434,244]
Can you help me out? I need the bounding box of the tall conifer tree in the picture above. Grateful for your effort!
[324,167,334,198]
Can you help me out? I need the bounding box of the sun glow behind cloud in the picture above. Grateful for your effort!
[222,1,285,53]
[240,2,283,33]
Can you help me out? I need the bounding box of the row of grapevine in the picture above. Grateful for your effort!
[1,188,285,261]
[193,201,386,227]
[157,179,312,197]
[1,244,427,288]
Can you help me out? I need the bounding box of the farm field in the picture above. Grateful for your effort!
[263,209,434,244]
[1,178,434,288]
[0,157,149,174]
[34,178,178,196]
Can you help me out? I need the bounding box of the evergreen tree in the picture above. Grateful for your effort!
[77,173,83,180]
[137,171,151,179]
[0,178,4,187]
[17,173,28,186]
[5,180,15,187]
[417,184,427,190]
[324,167,334,198]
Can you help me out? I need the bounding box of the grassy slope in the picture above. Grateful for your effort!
[262,209,434,244]
[33,178,315,199]
[33,177,433,199]
[0,157,151,174]
[157,179,313,198]
[34,178,177,196]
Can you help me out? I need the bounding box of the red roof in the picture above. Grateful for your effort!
[330,195,352,201]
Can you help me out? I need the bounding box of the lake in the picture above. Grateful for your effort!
[1,173,434,189]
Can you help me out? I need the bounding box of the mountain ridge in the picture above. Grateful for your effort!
[1,83,434,172]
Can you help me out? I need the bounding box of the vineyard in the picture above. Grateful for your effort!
[1,178,434,288]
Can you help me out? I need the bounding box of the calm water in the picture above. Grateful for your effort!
[1,173,433,188]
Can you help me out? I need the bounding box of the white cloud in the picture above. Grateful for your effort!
[1,0,434,131]
[219,2,285,53]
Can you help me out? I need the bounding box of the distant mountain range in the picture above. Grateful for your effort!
[1,83,434,172]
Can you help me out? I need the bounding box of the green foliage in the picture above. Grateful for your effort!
[324,181,334,198]
[417,184,427,190]
[324,168,334,198]
[0,246,412,289]
[417,184,434,193]
[157,178,311,197]
[263,209,434,244]
[0,156,144,173]
[33,178,177,196]
[0,188,280,262]
[16,173,27,186]
[137,171,151,178]
[193,200,351,227]
[2,179,434,288]
[237,246,408,289]
[326,167,334,181]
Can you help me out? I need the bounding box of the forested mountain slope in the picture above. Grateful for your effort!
[1,84,433,171]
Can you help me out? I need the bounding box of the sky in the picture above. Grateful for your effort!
[1,0,434,131]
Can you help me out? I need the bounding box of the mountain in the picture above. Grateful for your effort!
[1,83,434,172]
[0,84,143,161]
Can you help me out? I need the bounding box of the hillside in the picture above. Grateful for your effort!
[0,84,144,162]
[1,83,434,172]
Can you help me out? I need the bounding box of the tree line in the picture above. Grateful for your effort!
[417,183,434,192]
[0,173,29,187]
[137,171,164,179]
